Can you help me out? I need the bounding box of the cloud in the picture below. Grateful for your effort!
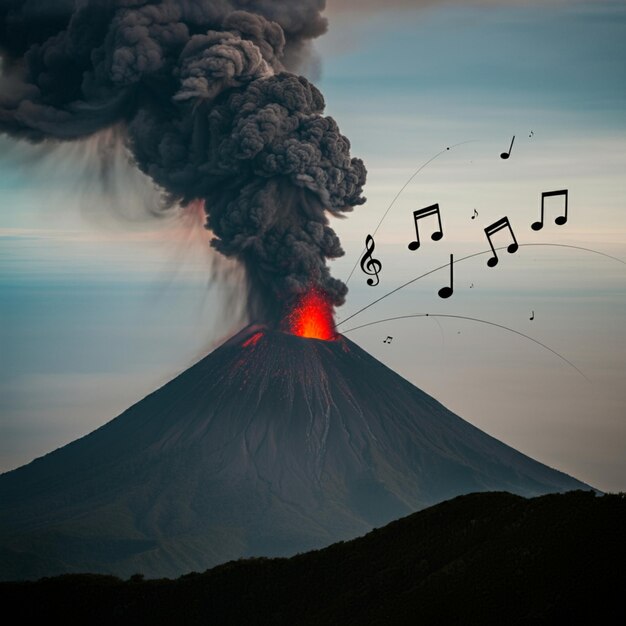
[0,0,366,325]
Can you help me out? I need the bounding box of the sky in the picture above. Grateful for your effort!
[1,0,625,492]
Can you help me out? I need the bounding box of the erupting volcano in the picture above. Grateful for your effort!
[0,325,590,581]
[0,0,594,584]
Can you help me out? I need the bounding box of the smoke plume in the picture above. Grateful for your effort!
[0,0,366,325]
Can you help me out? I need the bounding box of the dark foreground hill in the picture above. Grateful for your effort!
[2,491,624,625]
[0,328,590,580]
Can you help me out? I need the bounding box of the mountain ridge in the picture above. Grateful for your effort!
[1,491,623,625]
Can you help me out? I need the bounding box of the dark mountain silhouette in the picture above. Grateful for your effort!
[0,326,591,580]
[1,491,623,625]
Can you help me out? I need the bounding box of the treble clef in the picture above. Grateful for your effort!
[360,234,382,286]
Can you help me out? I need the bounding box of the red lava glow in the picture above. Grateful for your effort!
[243,332,264,348]
[285,289,336,340]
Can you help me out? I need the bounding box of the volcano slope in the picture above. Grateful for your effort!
[0,327,591,580]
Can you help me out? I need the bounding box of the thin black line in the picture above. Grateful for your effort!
[337,243,625,328]
[345,140,478,285]
[342,313,588,380]
[518,243,626,266]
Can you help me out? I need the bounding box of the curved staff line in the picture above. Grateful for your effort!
[345,140,478,285]
[521,243,626,266]
[336,243,626,329]
[342,313,588,380]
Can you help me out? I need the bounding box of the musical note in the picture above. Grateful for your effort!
[408,204,443,251]
[500,135,515,160]
[383,336,393,344]
[471,209,478,220]
[529,131,534,138]
[531,189,568,231]
[484,216,519,267]
[529,310,535,321]
[470,283,474,289]
[360,234,382,286]
[438,254,454,299]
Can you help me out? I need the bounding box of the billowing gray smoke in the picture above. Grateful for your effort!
[0,0,366,324]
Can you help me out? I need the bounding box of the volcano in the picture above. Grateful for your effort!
[0,326,590,581]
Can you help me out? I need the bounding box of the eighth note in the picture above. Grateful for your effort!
[470,283,474,288]
[532,189,568,231]
[360,234,382,286]
[500,135,515,160]
[471,209,478,220]
[529,131,534,138]
[438,254,454,299]
[408,203,443,251]
[383,336,393,344]
[530,310,535,321]
[484,216,519,267]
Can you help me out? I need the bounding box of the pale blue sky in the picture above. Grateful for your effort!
[1,1,625,491]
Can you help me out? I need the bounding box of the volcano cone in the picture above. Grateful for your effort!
[0,327,590,580]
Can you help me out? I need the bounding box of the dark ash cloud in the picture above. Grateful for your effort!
[0,0,366,325]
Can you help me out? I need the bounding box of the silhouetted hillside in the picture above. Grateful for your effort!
[2,491,623,625]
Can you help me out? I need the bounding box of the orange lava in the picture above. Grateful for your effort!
[286,289,336,340]
[242,332,264,348]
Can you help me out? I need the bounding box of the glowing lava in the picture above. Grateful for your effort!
[242,332,264,348]
[285,289,336,340]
